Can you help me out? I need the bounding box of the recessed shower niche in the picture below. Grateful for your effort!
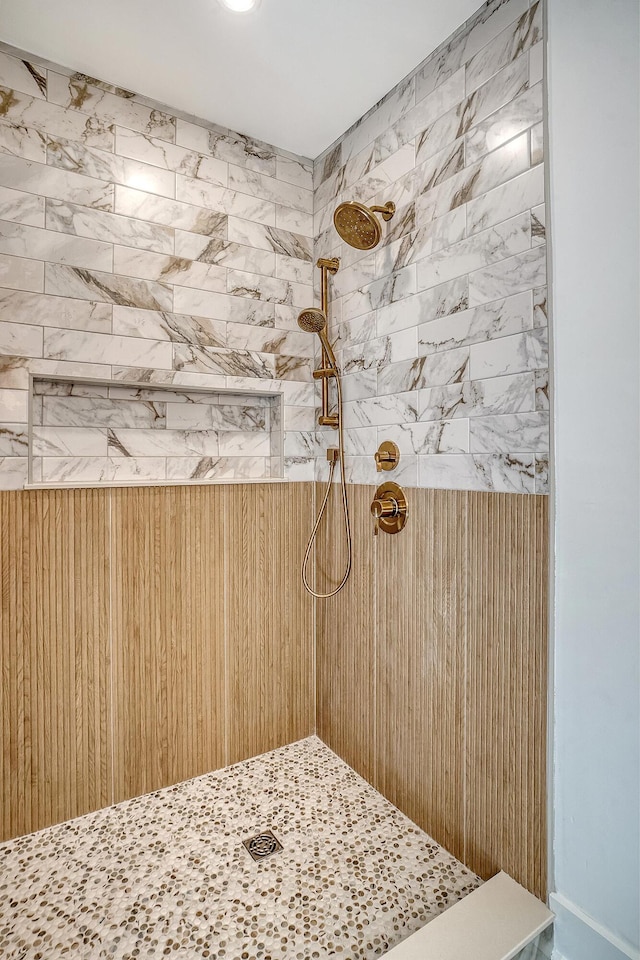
[28,377,283,485]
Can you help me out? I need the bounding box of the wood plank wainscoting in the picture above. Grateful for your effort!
[316,485,548,900]
[0,481,548,899]
[0,483,314,838]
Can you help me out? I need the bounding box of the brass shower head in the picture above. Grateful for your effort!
[297,306,327,334]
[333,200,396,250]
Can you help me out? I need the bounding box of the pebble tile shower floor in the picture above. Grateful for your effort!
[0,737,480,959]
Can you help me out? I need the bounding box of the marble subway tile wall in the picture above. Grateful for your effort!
[313,0,548,494]
[0,44,315,488]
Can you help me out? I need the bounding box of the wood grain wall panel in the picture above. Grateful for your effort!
[316,483,376,784]
[111,485,226,802]
[0,489,110,841]
[226,482,314,764]
[375,488,467,863]
[465,491,548,899]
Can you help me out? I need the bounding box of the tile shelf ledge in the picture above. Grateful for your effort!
[24,476,290,491]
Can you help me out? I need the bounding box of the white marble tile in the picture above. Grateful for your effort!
[225,323,313,359]
[40,456,112,483]
[465,3,542,93]
[418,452,534,493]
[469,411,549,452]
[47,71,176,142]
[376,276,468,336]
[0,52,47,100]
[466,164,544,235]
[531,203,545,246]
[227,217,312,262]
[392,418,469,454]
[344,391,419,428]
[0,119,47,162]
[275,204,314,238]
[173,286,275,326]
[275,155,312,190]
[43,328,172,369]
[176,175,276,226]
[108,428,219,457]
[45,263,173,311]
[0,423,28,456]
[174,230,275,276]
[531,122,544,166]
[276,255,313,285]
[173,344,276,380]
[0,251,43,292]
[0,154,113,210]
[116,127,228,184]
[41,394,167,428]
[112,306,225,347]
[529,41,543,87]
[377,347,469,396]
[465,83,543,164]
[343,264,417,321]
[0,85,114,150]
[0,184,45,226]
[376,207,466,276]
[0,455,29,488]
[175,119,277,176]
[468,245,546,305]
[0,221,112,271]
[113,246,227,294]
[418,291,532,354]
[535,369,548,411]
[418,371,535,421]
[115,185,227,238]
[469,327,548,378]
[533,286,547,328]
[47,138,177,200]
[46,199,174,255]
[0,387,28,420]
[0,289,112,332]
[0,318,43,357]
[32,425,107,456]
[227,269,308,309]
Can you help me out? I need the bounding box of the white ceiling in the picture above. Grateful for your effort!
[0,0,481,159]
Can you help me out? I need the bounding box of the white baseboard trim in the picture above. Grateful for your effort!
[550,892,639,960]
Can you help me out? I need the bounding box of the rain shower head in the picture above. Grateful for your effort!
[297,306,337,371]
[333,200,396,250]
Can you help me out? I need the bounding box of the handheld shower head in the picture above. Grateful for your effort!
[333,200,396,250]
[297,306,338,371]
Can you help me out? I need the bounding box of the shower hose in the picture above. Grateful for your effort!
[301,372,352,599]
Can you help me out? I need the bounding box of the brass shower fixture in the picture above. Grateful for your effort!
[333,200,396,250]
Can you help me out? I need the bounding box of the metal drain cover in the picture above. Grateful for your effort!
[242,830,283,862]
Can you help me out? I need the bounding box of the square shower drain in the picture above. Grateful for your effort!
[242,830,283,862]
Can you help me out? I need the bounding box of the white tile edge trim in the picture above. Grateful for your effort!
[549,892,640,960]
[383,871,554,960]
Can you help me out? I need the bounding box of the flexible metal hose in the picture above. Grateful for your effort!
[301,371,352,599]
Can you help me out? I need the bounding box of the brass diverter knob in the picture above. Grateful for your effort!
[371,480,408,536]
[374,440,400,472]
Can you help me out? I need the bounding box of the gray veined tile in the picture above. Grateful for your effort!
[466,163,544,235]
[108,428,220,458]
[219,430,271,457]
[0,290,111,333]
[0,355,31,388]
[39,456,111,483]
[418,290,533,354]
[344,391,419,428]
[0,251,43,292]
[274,354,313,382]
[41,395,167,429]
[275,204,314,238]
[0,52,47,100]
[115,127,228,184]
[393,419,469,455]
[0,184,45,226]
[47,137,176,198]
[465,2,542,94]
[109,366,225,390]
[376,275,468,336]
[0,85,115,150]
[330,254,377,300]
[44,263,173,311]
[376,207,466,276]
[342,264,417,322]
[46,199,175,255]
[275,255,313,285]
[403,68,466,143]
[31,426,107,457]
[174,230,275,276]
[468,411,549,452]
[225,323,314,359]
[533,286,547,327]
[377,347,470,396]
[418,452,535,493]
[165,401,269,432]
[468,244,546,305]
[341,75,415,163]
[112,306,226,348]
[172,286,275,326]
[0,119,47,162]
[0,387,29,420]
[416,211,531,292]
[175,118,277,177]
[43,328,173,369]
[0,456,28,488]
[418,370,535,421]
[465,82,543,164]
[531,203,545,245]
[389,138,464,211]
[343,143,416,207]
[176,174,276,226]
[112,246,227,294]
[56,69,135,100]
[275,155,313,190]
[228,164,312,214]
[535,369,549,411]
[109,457,168,481]
[227,269,308,309]
[0,423,29,457]
[47,71,176,142]
[0,318,43,357]
[0,153,113,210]
[313,142,342,190]
[227,217,312,261]
[0,221,112,271]
[115,185,227,238]
[173,343,276,380]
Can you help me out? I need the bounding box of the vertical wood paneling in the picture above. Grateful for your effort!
[465,491,548,898]
[226,482,314,764]
[111,485,226,802]
[375,488,467,862]
[316,483,376,784]
[0,489,110,841]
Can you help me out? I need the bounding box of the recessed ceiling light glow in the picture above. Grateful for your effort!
[218,0,260,12]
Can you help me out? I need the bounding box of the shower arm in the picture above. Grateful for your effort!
[316,257,340,428]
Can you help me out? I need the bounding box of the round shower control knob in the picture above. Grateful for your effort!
[371,481,408,536]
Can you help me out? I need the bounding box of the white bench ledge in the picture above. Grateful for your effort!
[384,871,554,960]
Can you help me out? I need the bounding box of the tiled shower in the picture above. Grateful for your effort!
[0,0,552,957]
